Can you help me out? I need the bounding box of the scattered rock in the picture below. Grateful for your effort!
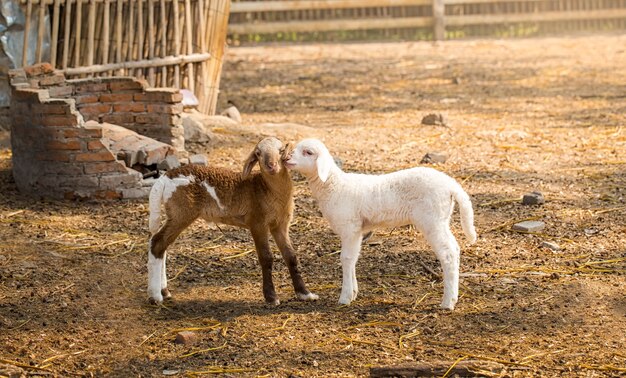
[421,113,447,126]
[162,369,180,376]
[512,220,545,233]
[189,154,208,166]
[174,331,198,346]
[541,241,560,251]
[522,191,545,205]
[157,155,180,171]
[222,105,242,123]
[99,122,175,167]
[180,89,198,108]
[421,152,448,164]
[452,77,462,85]
[181,110,237,143]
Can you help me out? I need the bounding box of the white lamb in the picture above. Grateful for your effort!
[285,138,477,310]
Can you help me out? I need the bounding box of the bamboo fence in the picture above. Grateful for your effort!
[21,0,231,115]
[228,0,626,42]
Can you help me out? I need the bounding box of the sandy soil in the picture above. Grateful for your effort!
[1,34,625,377]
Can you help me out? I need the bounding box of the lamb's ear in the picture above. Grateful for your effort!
[242,150,259,179]
[316,152,334,182]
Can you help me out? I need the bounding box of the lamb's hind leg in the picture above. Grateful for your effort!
[148,216,196,304]
[338,232,363,305]
[414,220,460,310]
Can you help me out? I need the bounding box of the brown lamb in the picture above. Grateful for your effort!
[147,137,318,304]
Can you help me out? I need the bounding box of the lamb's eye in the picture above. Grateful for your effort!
[303,150,313,156]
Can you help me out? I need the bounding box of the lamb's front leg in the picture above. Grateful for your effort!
[338,232,363,305]
[251,225,279,305]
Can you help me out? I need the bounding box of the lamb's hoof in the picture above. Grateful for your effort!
[297,292,319,301]
[338,296,352,305]
[266,298,280,306]
[161,288,172,300]
[440,300,457,311]
[148,295,163,305]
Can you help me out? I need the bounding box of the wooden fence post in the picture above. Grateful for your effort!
[433,0,445,40]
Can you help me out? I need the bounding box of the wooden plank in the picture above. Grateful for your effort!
[63,52,210,75]
[229,16,434,34]
[230,0,432,13]
[433,0,445,40]
[22,0,32,67]
[51,0,61,67]
[35,3,46,62]
[446,8,626,25]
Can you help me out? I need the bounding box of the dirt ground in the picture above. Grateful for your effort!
[1,34,625,377]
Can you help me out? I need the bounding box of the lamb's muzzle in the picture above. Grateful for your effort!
[286,138,477,310]
[147,137,318,305]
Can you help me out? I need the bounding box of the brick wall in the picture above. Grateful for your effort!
[7,63,184,199]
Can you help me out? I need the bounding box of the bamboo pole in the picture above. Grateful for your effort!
[116,0,123,75]
[172,0,181,88]
[128,0,135,65]
[160,0,168,86]
[22,0,32,67]
[433,0,445,40]
[183,0,194,92]
[62,0,71,69]
[73,0,82,67]
[137,0,144,77]
[147,0,155,85]
[63,52,210,75]
[35,3,46,63]
[87,0,96,66]
[197,0,208,109]
[103,0,110,74]
[51,0,61,67]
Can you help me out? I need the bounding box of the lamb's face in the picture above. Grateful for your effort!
[285,139,334,182]
[255,137,285,175]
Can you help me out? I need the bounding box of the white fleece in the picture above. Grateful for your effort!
[286,138,476,310]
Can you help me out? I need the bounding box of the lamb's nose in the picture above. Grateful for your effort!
[268,162,278,170]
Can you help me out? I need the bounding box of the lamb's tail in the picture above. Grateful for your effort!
[148,176,167,235]
[452,185,477,244]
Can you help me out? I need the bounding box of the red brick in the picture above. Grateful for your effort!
[76,94,99,104]
[99,93,134,103]
[40,115,79,127]
[146,103,183,114]
[134,91,183,103]
[36,150,71,162]
[82,123,104,138]
[101,113,134,125]
[40,104,70,115]
[61,128,80,138]
[46,139,82,150]
[75,150,115,162]
[74,82,108,94]
[48,85,73,98]
[39,73,66,87]
[84,162,127,174]
[108,80,147,92]
[23,63,54,77]
[87,140,106,150]
[79,103,111,116]
[113,103,146,112]
[12,88,43,101]
[135,113,165,124]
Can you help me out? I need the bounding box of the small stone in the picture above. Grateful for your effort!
[174,331,198,345]
[189,154,208,166]
[312,360,319,367]
[421,113,446,126]
[512,220,545,233]
[522,191,545,205]
[452,77,462,85]
[420,152,448,164]
[162,369,180,376]
[222,105,242,123]
[550,272,560,280]
[157,155,180,171]
[541,241,560,251]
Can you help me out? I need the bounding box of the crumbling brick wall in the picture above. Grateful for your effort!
[8,63,181,199]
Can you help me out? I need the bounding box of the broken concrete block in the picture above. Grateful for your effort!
[421,113,447,126]
[222,105,242,123]
[541,241,560,251]
[181,111,235,143]
[421,152,448,164]
[512,220,545,233]
[142,177,157,187]
[157,155,180,171]
[189,154,208,166]
[522,191,545,205]
[174,331,198,345]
